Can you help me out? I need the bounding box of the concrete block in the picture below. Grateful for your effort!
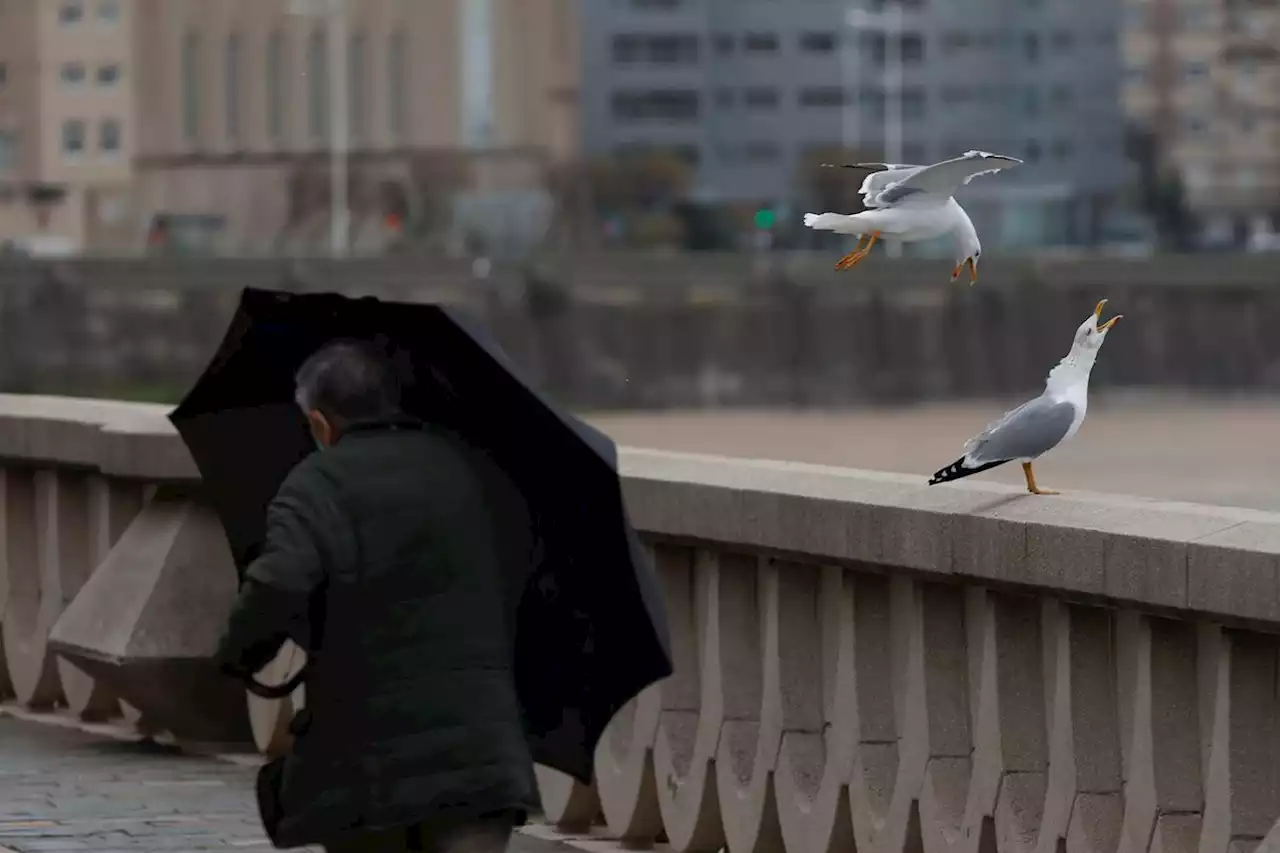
[46,486,250,744]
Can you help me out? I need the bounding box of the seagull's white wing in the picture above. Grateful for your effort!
[875,150,1022,206]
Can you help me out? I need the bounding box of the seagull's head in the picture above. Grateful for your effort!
[1071,299,1123,355]
[951,226,982,285]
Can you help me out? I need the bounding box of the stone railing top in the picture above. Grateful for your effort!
[2,395,1278,627]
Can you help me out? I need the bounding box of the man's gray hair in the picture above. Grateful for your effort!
[294,340,403,427]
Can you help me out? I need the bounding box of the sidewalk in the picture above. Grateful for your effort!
[0,711,584,853]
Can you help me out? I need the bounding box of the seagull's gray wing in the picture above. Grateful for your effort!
[818,162,926,209]
[963,395,1077,465]
[875,150,1023,206]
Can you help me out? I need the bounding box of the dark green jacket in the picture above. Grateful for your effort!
[215,419,538,848]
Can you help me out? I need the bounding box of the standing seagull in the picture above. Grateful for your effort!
[929,299,1123,494]
[803,150,1022,284]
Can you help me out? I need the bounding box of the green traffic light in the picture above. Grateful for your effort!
[754,209,776,229]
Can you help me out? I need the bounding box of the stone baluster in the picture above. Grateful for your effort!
[2,468,65,708]
[48,486,252,744]
[54,476,145,719]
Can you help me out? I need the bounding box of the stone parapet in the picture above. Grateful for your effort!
[0,394,1277,852]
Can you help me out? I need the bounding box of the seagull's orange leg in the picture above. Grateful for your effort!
[834,234,870,270]
[835,231,881,271]
[1022,462,1058,495]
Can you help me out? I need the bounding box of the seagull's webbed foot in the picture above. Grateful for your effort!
[834,235,869,270]
[1022,462,1058,495]
[835,231,881,271]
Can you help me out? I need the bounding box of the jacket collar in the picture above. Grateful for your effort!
[334,414,425,443]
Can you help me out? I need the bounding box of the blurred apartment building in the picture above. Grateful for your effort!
[1121,0,1280,244]
[0,0,579,255]
[581,0,1130,248]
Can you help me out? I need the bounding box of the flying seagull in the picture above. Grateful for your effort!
[929,299,1122,494]
[802,150,1022,284]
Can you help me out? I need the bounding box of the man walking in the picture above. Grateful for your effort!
[215,340,538,853]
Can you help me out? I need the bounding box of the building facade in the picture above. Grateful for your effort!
[581,0,1131,248]
[0,0,134,253]
[1122,0,1279,243]
[0,0,579,254]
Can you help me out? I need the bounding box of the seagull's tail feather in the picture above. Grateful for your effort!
[803,212,846,231]
[928,456,1009,486]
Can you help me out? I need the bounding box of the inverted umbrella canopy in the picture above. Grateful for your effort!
[168,287,673,783]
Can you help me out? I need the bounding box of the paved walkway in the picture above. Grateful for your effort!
[0,714,576,853]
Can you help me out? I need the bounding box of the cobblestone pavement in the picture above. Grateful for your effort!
[589,394,1280,511]
[0,716,575,853]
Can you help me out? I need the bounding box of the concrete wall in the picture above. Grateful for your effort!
[1,395,1280,851]
[2,254,1280,408]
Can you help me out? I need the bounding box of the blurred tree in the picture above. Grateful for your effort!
[795,145,880,213]
[1125,124,1195,251]
[591,150,693,215]
[546,151,693,249]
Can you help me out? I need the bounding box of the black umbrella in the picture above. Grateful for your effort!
[169,286,673,783]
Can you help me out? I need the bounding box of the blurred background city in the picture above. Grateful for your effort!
[0,0,1278,507]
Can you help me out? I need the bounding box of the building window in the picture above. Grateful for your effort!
[60,62,86,85]
[266,31,284,141]
[388,29,407,139]
[610,89,700,122]
[0,63,6,88]
[225,33,241,143]
[799,32,837,53]
[1184,116,1206,136]
[714,88,733,108]
[1049,85,1072,108]
[650,34,698,63]
[349,32,367,143]
[181,33,200,142]
[1024,139,1041,162]
[612,34,698,64]
[61,119,86,155]
[1183,61,1208,80]
[58,1,84,24]
[1051,31,1073,52]
[97,0,119,22]
[1023,33,1040,61]
[1050,139,1072,160]
[612,35,639,63]
[96,64,120,85]
[900,33,925,62]
[0,131,17,173]
[743,142,780,163]
[713,34,734,54]
[743,87,778,109]
[798,86,846,107]
[307,28,328,142]
[902,88,926,119]
[99,118,120,153]
[743,32,779,53]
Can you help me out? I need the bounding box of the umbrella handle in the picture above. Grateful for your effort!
[242,660,313,700]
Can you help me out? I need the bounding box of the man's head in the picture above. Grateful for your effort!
[294,340,403,448]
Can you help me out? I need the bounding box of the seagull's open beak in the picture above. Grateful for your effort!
[1094,299,1122,331]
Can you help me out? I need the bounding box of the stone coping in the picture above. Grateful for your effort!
[1,394,1277,626]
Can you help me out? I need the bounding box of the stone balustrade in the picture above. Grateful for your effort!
[1,394,1280,853]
